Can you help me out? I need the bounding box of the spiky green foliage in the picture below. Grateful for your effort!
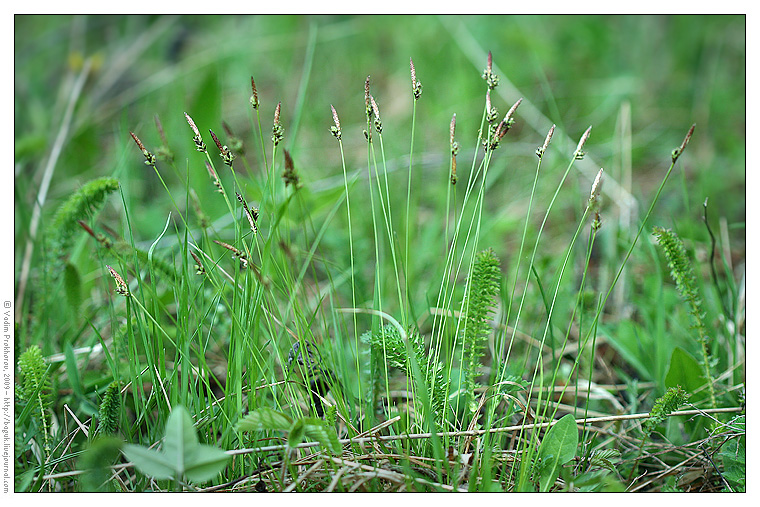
[653,227,716,408]
[365,325,449,426]
[18,345,52,454]
[47,177,120,271]
[461,248,501,414]
[97,381,121,436]
[642,386,689,435]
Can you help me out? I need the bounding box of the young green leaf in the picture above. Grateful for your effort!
[537,414,579,491]
[122,405,230,484]
[122,444,175,480]
[237,407,294,432]
[183,446,234,483]
[303,417,341,455]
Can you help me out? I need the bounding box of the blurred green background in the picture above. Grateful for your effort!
[15,14,745,288]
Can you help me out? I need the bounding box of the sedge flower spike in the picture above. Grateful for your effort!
[184,112,206,152]
[589,168,604,205]
[370,95,382,134]
[410,57,422,100]
[106,265,129,296]
[672,124,696,163]
[330,105,342,140]
[574,126,592,160]
[450,113,458,185]
[129,132,156,166]
[250,76,259,109]
[272,102,284,146]
[536,124,556,159]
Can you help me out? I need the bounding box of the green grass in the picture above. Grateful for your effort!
[14,15,745,492]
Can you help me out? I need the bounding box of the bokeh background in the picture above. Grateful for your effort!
[15,14,745,335]
[15,15,745,234]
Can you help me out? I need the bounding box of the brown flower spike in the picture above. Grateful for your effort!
[184,112,206,152]
[130,132,156,166]
[410,57,422,100]
[370,95,382,134]
[250,76,260,109]
[482,50,499,89]
[209,129,234,166]
[574,126,593,160]
[236,192,259,234]
[672,124,696,163]
[450,113,458,185]
[106,265,129,296]
[589,168,604,205]
[536,124,556,159]
[330,105,342,141]
[214,240,248,269]
[272,102,284,146]
[190,250,206,275]
[282,149,300,189]
[364,76,372,120]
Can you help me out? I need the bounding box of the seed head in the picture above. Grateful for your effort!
[486,90,498,123]
[370,95,382,134]
[450,113,458,185]
[250,76,259,109]
[592,210,602,232]
[209,129,235,167]
[672,123,696,163]
[364,76,372,120]
[450,113,457,147]
[504,98,522,124]
[589,168,604,205]
[410,57,422,100]
[574,126,592,160]
[190,250,206,275]
[272,102,284,146]
[214,240,248,269]
[236,192,259,234]
[106,265,129,296]
[129,132,156,166]
[282,149,300,189]
[330,105,342,141]
[536,124,556,159]
[482,50,500,89]
[184,112,206,152]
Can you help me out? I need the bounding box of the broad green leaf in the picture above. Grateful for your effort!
[665,347,707,404]
[302,417,341,454]
[184,446,231,483]
[665,347,701,388]
[238,407,293,432]
[537,414,578,492]
[122,405,230,484]
[122,444,175,480]
[162,405,199,477]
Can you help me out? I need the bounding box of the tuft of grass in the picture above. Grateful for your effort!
[13,16,744,492]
